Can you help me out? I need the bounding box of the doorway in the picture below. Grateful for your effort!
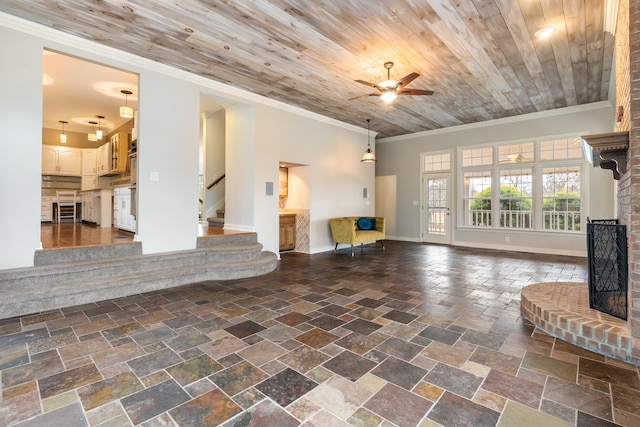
[422,172,452,245]
[41,50,139,248]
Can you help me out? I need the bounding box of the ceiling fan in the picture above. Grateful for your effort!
[499,153,534,163]
[350,62,434,103]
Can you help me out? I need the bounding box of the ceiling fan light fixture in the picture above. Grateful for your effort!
[351,61,433,103]
[361,119,377,163]
[120,90,134,118]
[380,89,397,103]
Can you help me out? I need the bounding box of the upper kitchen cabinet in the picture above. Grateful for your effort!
[97,142,110,176]
[96,132,130,176]
[109,132,130,175]
[42,145,82,176]
[82,149,97,175]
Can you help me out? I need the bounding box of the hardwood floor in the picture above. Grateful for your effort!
[40,222,232,249]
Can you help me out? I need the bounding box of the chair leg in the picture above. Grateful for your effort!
[380,240,385,251]
[334,243,338,252]
[361,242,364,255]
[350,244,354,256]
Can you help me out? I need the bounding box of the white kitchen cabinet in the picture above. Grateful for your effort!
[113,186,136,232]
[81,149,99,191]
[41,196,52,222]
[96,142,110,176]
[42,145,82,176]
[82,149,97,175]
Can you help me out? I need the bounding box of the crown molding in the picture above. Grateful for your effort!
[378,101,614,144]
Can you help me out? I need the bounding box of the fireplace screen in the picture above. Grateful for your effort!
[586,220,628,320]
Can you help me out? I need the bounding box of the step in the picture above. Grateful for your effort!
[207,217,224,227]
[0,236,277,319]
[197,232,256,247]
[34,242,142,266]
[3,244,266,292]
[1,252,277,319]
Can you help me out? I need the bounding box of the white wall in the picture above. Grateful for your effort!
[225,104,256,231]
[376,102,616,256]
[136,73,201,253]
[252,105,375,254]
[0,14,373,269]
[0,26,44,269]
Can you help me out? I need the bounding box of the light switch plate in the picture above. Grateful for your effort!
[266,182,274,196]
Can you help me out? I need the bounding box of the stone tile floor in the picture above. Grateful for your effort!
[1,241,639,426]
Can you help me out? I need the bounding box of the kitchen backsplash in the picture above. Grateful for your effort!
[41,175,81,196]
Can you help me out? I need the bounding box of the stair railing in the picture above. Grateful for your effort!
[207,174,226,190]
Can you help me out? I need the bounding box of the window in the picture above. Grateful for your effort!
[463,171,492,227]
[542,165,581,231]
[462,147,492,167]
[459,136,583,233]
[498,142,534,164]
[539,138,583,161]
[499,168,532,229]
[424,152,451,172]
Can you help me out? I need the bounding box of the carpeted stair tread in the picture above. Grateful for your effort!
[4,243,265,279]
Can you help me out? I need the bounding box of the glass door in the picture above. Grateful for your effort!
[422,173,451,245]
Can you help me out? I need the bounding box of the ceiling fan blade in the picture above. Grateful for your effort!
[395,72,420,88]
[397,88,434,96]
[348,93,380,100]
[354,79,378,88]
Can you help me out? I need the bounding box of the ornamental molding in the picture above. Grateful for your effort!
[581,131,629,180]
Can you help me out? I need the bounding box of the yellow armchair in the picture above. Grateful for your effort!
[329,217,385,256]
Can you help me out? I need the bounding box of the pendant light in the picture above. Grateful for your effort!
[361,119,377,163]
[120,90,134,118]
[95,115,104,140]
[59,120,68,143]
[88,121,98,141]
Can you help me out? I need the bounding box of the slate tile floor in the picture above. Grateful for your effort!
[1,241,639,426]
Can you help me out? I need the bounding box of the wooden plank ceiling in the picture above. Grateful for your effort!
[0,0,614,138]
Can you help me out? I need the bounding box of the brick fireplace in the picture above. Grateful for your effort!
[622,0,640,365]
[522,0,640,366]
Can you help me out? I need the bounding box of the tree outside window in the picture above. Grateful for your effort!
[460,138,582,233]
[469,185,532,228]
[543,166,581,231]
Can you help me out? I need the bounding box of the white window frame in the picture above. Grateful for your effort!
[458,134,586,234]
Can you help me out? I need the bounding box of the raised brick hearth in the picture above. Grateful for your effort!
[521,282,639,366]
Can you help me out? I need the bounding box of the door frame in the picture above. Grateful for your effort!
[421,171,453,245]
